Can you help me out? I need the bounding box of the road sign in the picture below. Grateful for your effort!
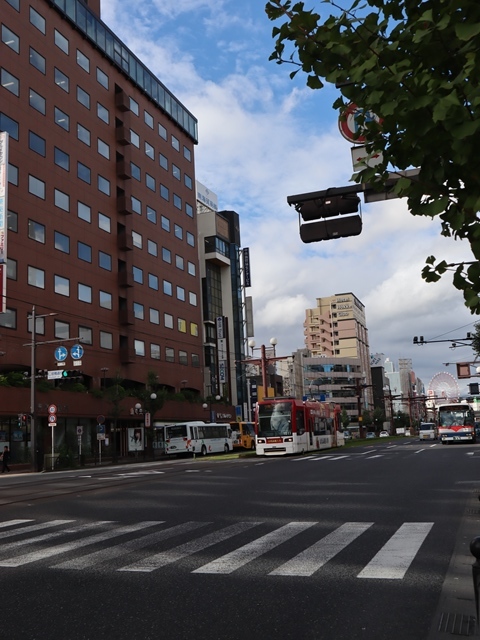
[351,145,383,172]
[76,425,83,436]
[48,415,56,427]
[97,415,105,424]
[144,412,151,427]
[97,424,105,434]
[48,404,57,414]
[54,346,68,362]
[70,344,84,360]
[339,103,381,144]
[47,370,63,380]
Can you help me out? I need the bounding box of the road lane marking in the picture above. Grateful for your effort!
[193,522,316,574]
[54,521,208,570]
[270,522,373,576]
[357,522,433,579]
[120,521,262,573]
[0,519,33,530]
[0,519,74,542]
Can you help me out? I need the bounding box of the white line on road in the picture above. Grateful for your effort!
[192,522,317,574]
[120,521,262,573]
[0,519,74,542]
[270,522,373,576]
[0,520,33,530]
[357,522,433,579]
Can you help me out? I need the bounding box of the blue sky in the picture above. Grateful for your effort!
[101,0,478,392]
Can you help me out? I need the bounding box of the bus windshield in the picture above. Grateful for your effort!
[438,409,474,427]
[166,424,187,439]
[258,402,293,437]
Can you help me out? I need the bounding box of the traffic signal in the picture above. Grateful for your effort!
[61,370,83,380]
[300,215,362,243]
[469,383,479,395]
[295,194,360,222]
[17,413,28,427]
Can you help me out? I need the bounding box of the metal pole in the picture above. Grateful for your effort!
[261,344,267,399]
[30,305,36,472]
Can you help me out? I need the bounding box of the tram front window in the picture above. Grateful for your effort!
[258,403,293,437]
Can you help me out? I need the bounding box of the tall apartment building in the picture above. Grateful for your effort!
[302,293,373,422]
[196,181,247,409]
[0,0,208,461]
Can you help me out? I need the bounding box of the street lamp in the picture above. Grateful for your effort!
[247,337,281,399]
[203,395,221,422]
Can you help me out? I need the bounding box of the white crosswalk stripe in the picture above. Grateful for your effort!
[0,519,434,579]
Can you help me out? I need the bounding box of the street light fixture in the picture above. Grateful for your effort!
[203,395,221,422]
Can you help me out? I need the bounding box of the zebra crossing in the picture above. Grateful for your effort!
[0,518,433,579]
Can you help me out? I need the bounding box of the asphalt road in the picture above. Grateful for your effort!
[0,438,479,640]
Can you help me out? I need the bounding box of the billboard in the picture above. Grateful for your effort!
[0,132,8,313]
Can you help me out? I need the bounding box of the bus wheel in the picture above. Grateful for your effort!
[224,443,229,453]
[201,445,207,456]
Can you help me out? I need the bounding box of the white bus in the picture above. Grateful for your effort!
[159,421,233,456]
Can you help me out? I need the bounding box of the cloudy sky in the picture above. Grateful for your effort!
[101,0,478,393]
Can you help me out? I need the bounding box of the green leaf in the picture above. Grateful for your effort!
[455,22,480,42]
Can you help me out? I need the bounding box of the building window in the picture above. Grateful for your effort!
[144,111,154,128]
[29,7,46,34]
[162,247,171,263]
[133,266,143,284]
[165,347,175,362]
[146,174,155,191]
[54,29,69,54]
[55,189,70,211]
[97,138,110,159]
[28,220,45,243]
[151,344,160,360]
[29,89,45,114]
[163,280,172,296]
[77,86,90,109]
[179,351,188,365]
[1,68,19,96]
[160,184,169,201]
[54,107,69,131]
[134,340,145,357]
[0,113,18,140]
[183,146,191,161]
[130,129,140,147]
[185,203,194,218]
[161,216,170,232]
[77,123,90,145]
[174,225,183,240]
[184,174,193,189]
[159,153,168,171]
[29,48,46,74]
[189,292,197,306]
[78,242,92,262]
[190,322,199,336]
[6,258,16,280]
[78,283,92,303]
[148,273,159,290]
[146,206,156,224]
[8,163,18,185]
[7,210,17,232]
[129,97,139,115]
[99,251,112,270]
[147,239,157,256]
[2,26,19,53]
[77,162,91,184]
[178,318,186,333]
[173,194,182,210]
[172,165,181,180]
[100,331,113,349]
[76,49,90,73]
[54,147,70,171]
[187,261,196,276]
[177,286,185,301]
[98,175,110,195]
[54,231,70,253]
[97,103,109,124]
[164,313,173,329]
[192,354,200,367]
[79,326,92,345]
[54,68,69,92]
[78,201,91,222]
[54,321,69,340]
[171,135,180,151]
[131,196,141,215]
[0,308,16,329]
[130,162,141,181]
[186,232,195,246]
[28,175,45,199]
[98,213,111,232]
[99,290,112,309]
[96,67,109,89]
[145,141,154,160]
[28,131,46,156]
[132,231,142,249]
[158,123,167,140]
[149,308,160,324]
[54,275,70,297]
[133,302,144,319]
[28,266,45,289]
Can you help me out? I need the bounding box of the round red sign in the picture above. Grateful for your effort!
[338,103,381,144]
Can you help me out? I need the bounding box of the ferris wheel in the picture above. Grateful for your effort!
[428,372,460,402]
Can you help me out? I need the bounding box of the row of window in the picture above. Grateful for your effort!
[0,306,200,365]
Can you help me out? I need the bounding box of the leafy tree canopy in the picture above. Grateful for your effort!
[265,0,480,312]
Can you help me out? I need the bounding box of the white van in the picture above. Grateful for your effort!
[419,422,437,440]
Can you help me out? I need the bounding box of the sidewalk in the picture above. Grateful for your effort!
[428,488,480,638]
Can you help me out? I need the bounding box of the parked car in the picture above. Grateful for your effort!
[343,430,352,440]
[379,430,389,437]
[366,432,376,439]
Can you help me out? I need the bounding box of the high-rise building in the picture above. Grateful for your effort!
[0,0,209,463]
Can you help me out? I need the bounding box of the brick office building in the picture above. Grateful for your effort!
[0,0,210,464]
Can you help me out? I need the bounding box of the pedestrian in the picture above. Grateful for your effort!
[1,445,10,473]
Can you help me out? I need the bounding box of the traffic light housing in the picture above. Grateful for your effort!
[300,215,362,243]
[469,383,479,395]
[17,413,28,427]
[61,370,83,380]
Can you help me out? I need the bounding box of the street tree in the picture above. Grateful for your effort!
[265,0,480,312]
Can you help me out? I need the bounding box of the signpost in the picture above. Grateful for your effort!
[48,404,57,470]
[97,423,105,464]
